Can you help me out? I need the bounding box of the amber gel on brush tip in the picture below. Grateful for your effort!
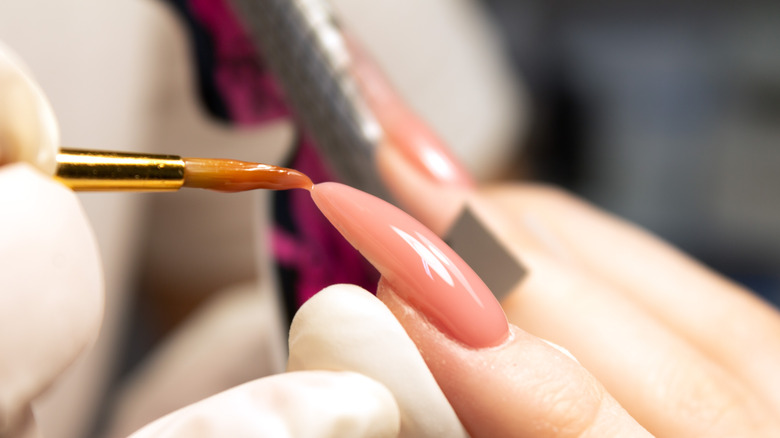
[310,182,508,348]
[55,149,313,192]
[183,157,313,192]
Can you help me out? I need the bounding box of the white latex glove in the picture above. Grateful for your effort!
[113,283,400,438]
[125,284,467,438]
[288,284,468,438]
[0,41,58,174]
[0,43,103,436]
[129,370,400,438]
[0,38,464,438]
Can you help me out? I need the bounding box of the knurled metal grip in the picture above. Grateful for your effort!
[230,0,388,199]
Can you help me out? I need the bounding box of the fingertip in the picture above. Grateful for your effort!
[289,283,469,438]
[377,280,650,438]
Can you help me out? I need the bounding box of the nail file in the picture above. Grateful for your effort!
[230,0,527,298]
[445,205,527,301]
[228,0,389,200]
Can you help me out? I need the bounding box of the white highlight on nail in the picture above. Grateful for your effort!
[392,225,454,286]
[421,147,457,183]
[391,226,484,308]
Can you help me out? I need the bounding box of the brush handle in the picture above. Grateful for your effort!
[55,148,184,191]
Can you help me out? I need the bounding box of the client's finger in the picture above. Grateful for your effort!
[351,41,472,236]
[310,181,647,437]
[378,280,650,438]
[503,249,780,437]
[485,185,780,413]
[129,371,399,438]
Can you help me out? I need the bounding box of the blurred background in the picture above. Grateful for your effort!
[480,0,780,306]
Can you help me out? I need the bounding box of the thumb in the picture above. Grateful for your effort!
[309,180,649,437]
[0,41,59,174]
[377,279,651,438]
[287,284,468,438]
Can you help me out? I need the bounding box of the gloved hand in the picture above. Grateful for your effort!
[127,284,468,437]
[0,42,468,438]
[0,42,58,173]
[0,42,103,437]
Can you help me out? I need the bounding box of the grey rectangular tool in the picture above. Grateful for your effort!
[446,206,526,301]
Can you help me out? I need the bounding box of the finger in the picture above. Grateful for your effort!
[504,248,780,437]
[350,40,472,235]
[485,184,780,413]
[287,283,468,438]
[353,37,780,432]
[310,181,646,437]
[0,164,103,434]
[377,280,650,438]
[128,371,400,438]
[0,42,59,173]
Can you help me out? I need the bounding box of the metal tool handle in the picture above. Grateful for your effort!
[229,0,389,199]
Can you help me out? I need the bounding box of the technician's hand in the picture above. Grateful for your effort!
[127,284,468,438]
[0,43,103,437]
[354,46,780,437]
[0,44,466,438]
[127,369,400,438]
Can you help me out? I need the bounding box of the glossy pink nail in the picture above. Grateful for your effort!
[350,46,475,189]
[311,182,508,348]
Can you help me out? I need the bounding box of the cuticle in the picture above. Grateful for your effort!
[385,278,512,351]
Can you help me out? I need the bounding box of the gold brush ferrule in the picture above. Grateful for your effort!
[55,148,185,191]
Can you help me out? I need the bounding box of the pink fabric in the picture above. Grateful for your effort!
[189,0,289,124]
[273,138,378,307]
[188,0,378,308]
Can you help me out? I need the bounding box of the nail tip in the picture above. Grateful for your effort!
[311,182,509,349]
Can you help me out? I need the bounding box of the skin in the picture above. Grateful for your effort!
[353,42,780,437]
[378,281,651,438]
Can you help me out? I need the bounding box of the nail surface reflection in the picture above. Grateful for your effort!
[311,182,507,348]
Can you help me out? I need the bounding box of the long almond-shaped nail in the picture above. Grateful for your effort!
[349,43,475,189]
[311,182,508,348]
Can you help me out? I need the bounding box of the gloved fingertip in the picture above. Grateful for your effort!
[0,42,60,174]
[288,284,469,438]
